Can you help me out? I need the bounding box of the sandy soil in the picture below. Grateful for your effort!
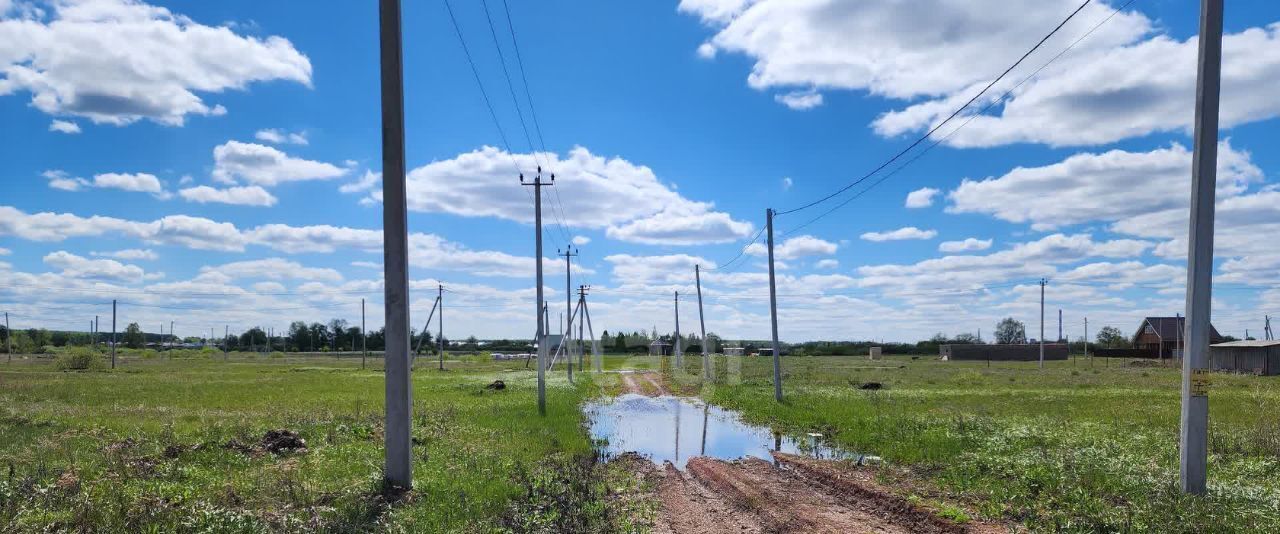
[623,453,1004,534]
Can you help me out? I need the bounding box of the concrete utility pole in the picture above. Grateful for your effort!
[695,264,710,381]
[558,247,577,368]
[94,315,99,349]
[1181,0,1223,496]
[523,167,553,415]
[5,311,10,362]
[1039,279,1047,370]
[1084,317,1089,359]
[224,325,229,361]
[379,0,412,489]
[578,286,587,372]
[674,291,683,369]
[170,320,174,350]
[765,208,783,402]
[362,298,368,370]
[437,284,445,370]
[1058,309,1062,343]
[111,300,117,369]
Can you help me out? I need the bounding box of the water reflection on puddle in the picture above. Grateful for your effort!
[585,394,851,469]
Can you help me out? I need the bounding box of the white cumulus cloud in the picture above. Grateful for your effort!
[179,185,277,207]
[861,226,938,242]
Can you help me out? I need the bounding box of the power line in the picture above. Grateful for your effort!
[776,0,1096,217]
[781,0,1138,236]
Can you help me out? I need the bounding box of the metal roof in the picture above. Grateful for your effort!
[1211,340,1280,348]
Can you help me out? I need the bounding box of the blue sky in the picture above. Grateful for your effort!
[2,0,1279,342]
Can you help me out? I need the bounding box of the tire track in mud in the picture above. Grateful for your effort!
[627,454,999,533]
[619,372,666,396]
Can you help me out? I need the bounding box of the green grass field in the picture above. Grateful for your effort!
[677,354,1280,532]
[5,351,1280,532]
[0,351,648,533]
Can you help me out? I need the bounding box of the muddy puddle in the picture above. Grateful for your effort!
[586,394,867,469]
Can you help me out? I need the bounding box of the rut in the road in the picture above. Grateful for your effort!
[635,454,989,534]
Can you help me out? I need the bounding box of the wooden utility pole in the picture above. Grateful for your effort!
[523,168,553,415]
[1181,0,1223,496]
[765,208,783,402]
[379,0,412,489]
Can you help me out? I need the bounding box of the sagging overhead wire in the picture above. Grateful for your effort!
[774,0,1097,218]
[443,0,566,249]
[780,0,1138,237]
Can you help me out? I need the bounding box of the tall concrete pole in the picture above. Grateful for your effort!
[695,264,710,381]
[224,325,229,361]
[1039,279,1046,370]
[5,312,10,362]
[111,300,117,369]
[1084,317,1089,359]
[94,315,98,349]
[524,169,552,415]
[558,247,577,369]
[362,298,368,370]
[674,291,682,369]
[579,287,586,372]
[1180,0,1223,496]
[437,284,445,370]
[379,0,412,489]
[765,209,783,402]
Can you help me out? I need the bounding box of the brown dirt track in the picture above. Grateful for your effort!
[624,452,1003,534]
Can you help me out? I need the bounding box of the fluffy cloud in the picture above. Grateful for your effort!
[92,248,157,261]
[0,0,311,126]
[948,142,1262,230]
[682,1,1280,148]
[43,250,145,282]
[42,169,87,191]
[605,254,713,287]
[1111,190,1280,260]
[814,258,838,269]
[48,119,80,133]
[93,172,163,194]
[938,238,992,253]
[572,235,591,246]
[904,187,939,208]
[338,170,379,194]
[0,206,246,251]
[745,234,837,260]
[856,233,1154,297]
[861,226,937,242]
[387,146,752,245]
[212,141,347,186]
[254,128,307,145]
[773,89,822,110]
[878,24,1280,147]
[179,185,277,207]
[199,258,341,282]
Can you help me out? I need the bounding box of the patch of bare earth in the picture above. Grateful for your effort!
[619,454,1005,533]
[620,372,667,396]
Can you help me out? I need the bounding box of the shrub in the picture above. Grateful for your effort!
[54,349,106,371]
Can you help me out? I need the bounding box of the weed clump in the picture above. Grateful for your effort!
[53,349,106,371]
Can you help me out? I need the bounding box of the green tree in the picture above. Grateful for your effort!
[994,317,1027,344]
[123,323,145,349]
[288,321,308,351]
[614,332,626,351]
[1096,326,1128,348]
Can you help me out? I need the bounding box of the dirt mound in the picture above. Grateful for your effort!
[485,379,506,390]
[261,429,308,454]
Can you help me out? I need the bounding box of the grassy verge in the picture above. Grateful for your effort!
[690,354,1280,532]
[0,353,633,532]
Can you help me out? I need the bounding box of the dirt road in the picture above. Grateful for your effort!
[619,371,667,396]
[626,452,1000,534]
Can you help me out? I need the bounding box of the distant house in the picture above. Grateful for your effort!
[1211,340,1280,375]
[649,340,672,356]
[1133,317,1223,359]
[723,347,745,356]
